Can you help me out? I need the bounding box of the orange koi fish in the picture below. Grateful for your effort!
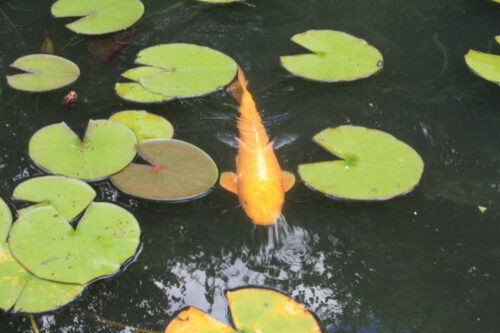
[220,68,295,225]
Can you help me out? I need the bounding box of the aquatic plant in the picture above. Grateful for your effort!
[464,36,500,85]
[111,139,218,201]
[6,54,79,92]
[280,30,383,82]
[29,120,137,181]
[0,198,12,247]
[165,288,321,332]
[51,0,144,35]
[298,125,424,200]
[87,29,134,62]
[109,110,174,143]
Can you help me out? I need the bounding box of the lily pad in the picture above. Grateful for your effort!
[0,198,12,242]
[109,110,174,143]
[12,176,96,221]
[0,242,84,314]
[298,125,424,200]
[9,203,140,285]
[464,49,500,85]
[6,54,80,92]
[51,0,144,35]
[115,67,173,103]
[29,120,137,181]
[164,288,321,332]
[111,139,218,202]
[135,43,237,98]
[280,30,383,82]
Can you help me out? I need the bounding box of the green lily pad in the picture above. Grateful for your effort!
[0,198,12,243]
[12,176,96,221]
[115,67,173,103]
[465,49,500,85]
[135,43,237,98]
[298,125,424,200]
[111,139,218,202]
[29,120,137,181]
[164,288,321,332]
[109,110,174,143]
[9,203,140,285]
[6,54,80,92]
[280,30,383,82]
[0,242,84,314]
[51,0,144,35]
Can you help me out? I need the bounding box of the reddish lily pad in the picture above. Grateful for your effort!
[88,29,133,62]
[111,139,218,202]
[165,307,236,333]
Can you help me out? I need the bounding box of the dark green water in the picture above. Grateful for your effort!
[0,0,499,332]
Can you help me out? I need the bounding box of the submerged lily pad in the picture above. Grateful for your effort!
[164,288,321,332]
[29,120,137,181]
[135,43,237,98]
[51,0,144,35]
[280,30,383,82]
[0,198,12,242]
[298,126,424,200]
[465,49,500,85]
[115,67,173,103]
[0,242,84,314]
[7,54,80,92]
[109,110,174,143]
[9,203,140,285]
[12,176,96,221]
[111,139,218,201]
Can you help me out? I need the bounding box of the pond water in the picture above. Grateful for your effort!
[0,0,499,332]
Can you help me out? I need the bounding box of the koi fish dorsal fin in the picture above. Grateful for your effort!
[220,171,238,194]
[282,171,296,192]
[229,67,248,103]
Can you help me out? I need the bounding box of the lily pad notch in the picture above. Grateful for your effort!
[464,36,500,85]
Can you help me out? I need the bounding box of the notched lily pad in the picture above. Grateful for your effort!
[109,110,174,143]
[0,242,84,314]
[0,198,12,242]
[111,139,218,202]
[9,203,140,285]
[29,119,137,181]
[465,47,500,85]
[280,30,383,82]
[115,67,173,103]
[51,0,144,35]
[7,54,80,92]
[165,307,236,333]
[12,176,96,221]
[298,125,424,201]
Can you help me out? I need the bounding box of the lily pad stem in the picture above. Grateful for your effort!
[29,315,40,333]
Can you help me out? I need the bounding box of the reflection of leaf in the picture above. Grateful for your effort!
[9,203,141,285]
[298,125,424,200]
[88,29,133,62]
[0,198,12,243]
[0,242,84,314]
[7,54,79,92]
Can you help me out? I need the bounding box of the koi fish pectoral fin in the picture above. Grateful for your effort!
[220,171,239,194]
[282,171,296,192]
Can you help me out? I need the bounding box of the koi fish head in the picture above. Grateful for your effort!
[240,185,284,226]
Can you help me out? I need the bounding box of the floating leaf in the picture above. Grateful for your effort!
[298,125,424,200]
[478,205,487,214]
[41,37,55,54]
[165,307,236,333]
[9,203,140,285]
[135,43,237,98]
[464,49,500,85]
[0,242,84,314]
[111,139,218,202]
[164,288,320,333]
[115,67,173,103]
[0,198,12,243]
[12,176,96,221]
[280,30,383,82]
[51,0,144,35]
[6,54,79,92]
[88,29,133,62]
[29,120,137,181]
[109,110,174,143]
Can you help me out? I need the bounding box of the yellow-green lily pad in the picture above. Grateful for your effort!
[109,110,174,143]
[6,54,80,92]
[12,176,96,221]
[51,0,144,35]
[0,198,12,242]
[111,139,218,202]
[29,120,137,181]
[115,67,173,103]
[280,30,383,82]
[298,125,424,201]
[465,47,500,85]
[9,203,140,285]
[0,242,84,314]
